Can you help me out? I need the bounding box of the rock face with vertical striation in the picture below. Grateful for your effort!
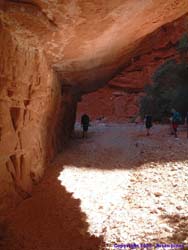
[0,26,78,212]
[0,0,188,212]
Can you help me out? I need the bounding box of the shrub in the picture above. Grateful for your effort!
[140,61,188,121]
[140,34,188,122]
[176,33,188,54]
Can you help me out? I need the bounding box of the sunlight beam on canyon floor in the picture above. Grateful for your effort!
[58,160,188,245]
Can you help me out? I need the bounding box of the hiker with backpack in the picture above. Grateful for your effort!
[186,112,188,138]
[169,112,174,135]
[172,109,182,138]
[81,113,90,138]
[144,114,152,136]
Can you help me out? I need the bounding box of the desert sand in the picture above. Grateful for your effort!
[1,123,188,250]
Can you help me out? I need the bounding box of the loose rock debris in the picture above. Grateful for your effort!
[1,123,188,250]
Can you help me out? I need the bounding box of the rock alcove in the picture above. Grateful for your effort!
[0,0,188,212]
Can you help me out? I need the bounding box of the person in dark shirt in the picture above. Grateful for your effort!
[172,110,181,138]
[186,112,188,138]
[81,114,90,138]
[145,114,152,136]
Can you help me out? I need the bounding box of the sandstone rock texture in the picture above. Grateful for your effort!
[0,26,78,213]
[78,15,188,121]
[109,14,188,91]
[0,0,188,212]
[77,87,144,122]
[1,0,188,92]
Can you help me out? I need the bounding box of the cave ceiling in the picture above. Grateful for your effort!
[0,0,188,93]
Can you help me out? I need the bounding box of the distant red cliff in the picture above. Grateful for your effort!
[78,14,188,122]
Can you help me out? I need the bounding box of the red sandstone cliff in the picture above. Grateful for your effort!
[109,14,188,91]
[77,87,144,122]
[0,0,188,213]
[78,15,188,121]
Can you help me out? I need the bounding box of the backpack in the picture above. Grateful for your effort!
[81,114,90,125]
[173,112,182,124]
[186,113,188,124]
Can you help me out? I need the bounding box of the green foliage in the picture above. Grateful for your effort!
[176,33,188,53]
[152,59,177,84]
[140,34,188,121]
[140,60,188,121]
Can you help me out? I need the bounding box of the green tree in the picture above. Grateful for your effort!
[176,33,188,52]
[140,60,188,121]
[176,33,188,62]
[140,34,188,122]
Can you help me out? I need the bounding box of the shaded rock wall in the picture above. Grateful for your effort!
[1,0,188,93]
[0,26,76,213]
[109,14,188,91]
[78,15,188,121]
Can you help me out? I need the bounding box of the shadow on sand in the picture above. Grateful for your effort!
[0,164,104,250]
[160,214,188,244]
[2,124,187,249]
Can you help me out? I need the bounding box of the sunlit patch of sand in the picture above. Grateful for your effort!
[58,160,188,245]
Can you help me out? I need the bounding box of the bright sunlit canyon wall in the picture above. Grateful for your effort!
[0,0,188,213]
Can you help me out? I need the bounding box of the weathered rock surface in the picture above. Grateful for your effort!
[78,14,188,121]
[0,27,77,213]
[109,14,188,91]
[1,0,188,92]
[0,0,188,212]
[77,86,144,122]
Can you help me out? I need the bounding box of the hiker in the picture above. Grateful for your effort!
[81,113,90,138]
[172,110,182,138]
[169,112,175,135]
[186,112,188,138]
[144,114,152,136]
